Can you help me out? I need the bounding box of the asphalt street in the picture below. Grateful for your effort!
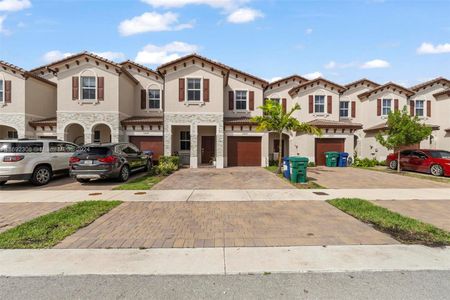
[1,271,449,299]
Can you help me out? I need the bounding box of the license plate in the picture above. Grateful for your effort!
[83,160,95,165]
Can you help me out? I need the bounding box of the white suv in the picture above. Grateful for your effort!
[0,139,77,186]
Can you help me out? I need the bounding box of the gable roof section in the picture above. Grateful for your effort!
[344,78,380,90]
[288,77,347,97]
[358,82,415,99]
[120,60,162,81]
[432,88,450,98]
[364,122,440,133]
[409,77,450,92]
[0,60,56,87]
[266,75,309,90]
[307,119,362,130]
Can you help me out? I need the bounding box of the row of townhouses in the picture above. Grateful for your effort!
[1,52,449,168]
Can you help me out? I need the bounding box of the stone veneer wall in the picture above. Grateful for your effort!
[0,113,27,138]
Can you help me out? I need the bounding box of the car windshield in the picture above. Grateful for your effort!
[0,142,43,153]
[75,146,110,156]
[429,150,450,159]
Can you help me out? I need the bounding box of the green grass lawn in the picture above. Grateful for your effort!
[355,166,450,184]
[0,201,121,249]
[264,166,326,189]
[113,174,165,190]
[328,198,450,246]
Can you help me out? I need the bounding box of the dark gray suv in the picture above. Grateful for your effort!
[69,143,152,183]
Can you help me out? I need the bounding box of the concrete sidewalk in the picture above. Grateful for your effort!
[0,188,449,202]
[1,245,449,276]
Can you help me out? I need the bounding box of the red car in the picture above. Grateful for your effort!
[386,149,450,177]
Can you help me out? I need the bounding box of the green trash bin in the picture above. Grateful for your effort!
[325,152,339,167]
[289,156,309,183]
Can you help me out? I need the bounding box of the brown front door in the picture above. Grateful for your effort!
[129,136,163,160]
[315,138,345,166]
[201,136,215,164]
[227,137,262,166]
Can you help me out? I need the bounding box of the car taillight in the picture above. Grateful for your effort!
[3,155,24,162]
[69,157,81,164]
[97,155,118,163]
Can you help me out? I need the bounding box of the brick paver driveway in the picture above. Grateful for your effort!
[0,203,70,233]
[373,200,450,231]
[309,167,449,189]
[56,201,396,249]
[152,167,293,190]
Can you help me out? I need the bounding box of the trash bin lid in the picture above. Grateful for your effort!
[339,152,349,156]
[289,156,309,162]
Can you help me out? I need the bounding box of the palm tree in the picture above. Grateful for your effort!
[252,99,322,174]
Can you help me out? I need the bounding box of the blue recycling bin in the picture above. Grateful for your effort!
[283,157,290,179]
[338,152,349,167]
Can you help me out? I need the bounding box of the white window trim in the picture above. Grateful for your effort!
[185,77,203,105]
[0,77,5,106]
[234,89,249,112]
[314,95,326,115]
[180,131,191,151]
[80,75,97,102]
[339,101,350,118]
[382,98,392,116]
[147,88,162,111]
[415,99,425,118]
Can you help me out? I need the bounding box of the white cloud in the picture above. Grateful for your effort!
[305,28,313,35]
[417,42,450,54]
[324,60,357,69]
[324,61,336,69]
[93,51,125,61]
[135,41,199,65]
[0,0,31,12]
[42,50,73,63]
[0,14,7,34]
[118,12,193,36]
[269,76,282,83]
[303,71,322,80]
[141,0,248,10]
[360,59,390,69]
[227,7,263,23]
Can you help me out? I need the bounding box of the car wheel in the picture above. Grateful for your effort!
[30,165,52,186]
[76,178,91,183]
[430,164,444,177]
[389,160,398,170]
[118,165,130,182]
[0,181,7,186]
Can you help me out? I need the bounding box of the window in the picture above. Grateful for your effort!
[0,80,3,102]
[81,76,96,100]
[187,78,201,101]
[429,150,450,159]
[93,130,101,143]
[382,99,392,115]
[314,95,325,113]
[271,98,280,104]
[235,90,248,110]
[7,131,17,139]
[148,89,160,109]
[180,131,191,151]
[415,100,424,117]
[339,101,349,118]
[121,144,139,155]
[411,151,427,159]
[49,142,77,153]
[0,142,43,153]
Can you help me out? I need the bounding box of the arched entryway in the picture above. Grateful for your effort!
[0,125,18,139]
[64,123,85,145]
[91,123,111,144]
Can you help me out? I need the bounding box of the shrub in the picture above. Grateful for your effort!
[269,159,279,166]
[308,162,315,167]
[159,156,180,169]
[154,155,179,176]
[353,157,380,168]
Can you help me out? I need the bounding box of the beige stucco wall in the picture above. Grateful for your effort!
[292,85,341,123]
[118,74,136,118]
[0,70,26,114]
[263,81,299,112]
[25,77,57,118]
[224,76,265,118]
[126,69,164,117]
[341,85,373,124]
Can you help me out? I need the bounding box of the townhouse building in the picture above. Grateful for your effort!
[1,52,449,167]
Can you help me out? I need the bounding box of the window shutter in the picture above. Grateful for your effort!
[426,100,431,117]
[351,101,356,118]
[141,89,146,110]
[97,77,104,101]
[410,100,415,116]
[377,99,381,116]
[249,91,254,111]
[394,99,399,111]
[282,98,287,113]
[179,78,185,102]
[327,95,332,114]
[72,77,79,100]
[5,80,11,103]
[228,91,234,110]
[203,78,209,102]
[309,95,313,113]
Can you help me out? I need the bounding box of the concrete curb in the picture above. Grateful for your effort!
[0,245,449,276]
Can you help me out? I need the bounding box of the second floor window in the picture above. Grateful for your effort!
[0,80,3,102]
[235,90,247,110]
[180,131,191,151]
[81,76,96,100]
[187,78,201,101]
[382,99,392,115]
[314,95,325,113]
[148,89,160,109]
[415,100,424,117]
[339,101,349,117]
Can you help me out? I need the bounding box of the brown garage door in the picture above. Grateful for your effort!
[129,136,163,160]
[315,138,345,166]
[227,137,261,166]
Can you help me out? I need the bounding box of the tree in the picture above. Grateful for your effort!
[376,107,432,172]
[252,99,322,174]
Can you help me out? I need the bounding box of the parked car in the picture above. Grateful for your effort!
[69,143,152,183]
[387,149,450,176]
[0,139,77,186]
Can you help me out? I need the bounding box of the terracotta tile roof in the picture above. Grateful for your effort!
[433,89,450,98]
[224,117,258,125]
[409,77,450,92]
[289,77,347,97]
[29,117,57,128]
[358,82,415,99]
[266,75,309,90]
[119,60,162,79]
[307,119,363,129]
[364,122,440,132]
[344,78,380,89]
[121,116,163,126]
[0,60,57,87]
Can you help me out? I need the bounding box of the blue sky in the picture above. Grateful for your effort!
[1,0,450,86]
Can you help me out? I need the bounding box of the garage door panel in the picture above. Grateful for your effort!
[227,137,261,167]
[315,138,345,166]
[129,136,163,160]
